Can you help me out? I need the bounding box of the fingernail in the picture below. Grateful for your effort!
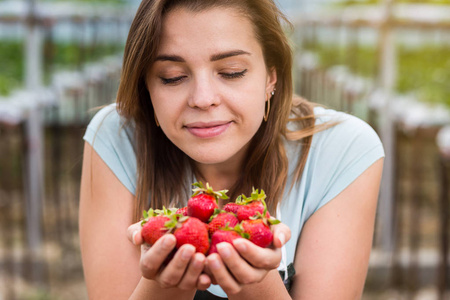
[182,246,195,260]
[132,230,138,245]
[278,233,286,246]
[162,235,175,249]
[233,239,247,253]
[193,254,205,268]
[217,243,231,258]
[209,257,221,270]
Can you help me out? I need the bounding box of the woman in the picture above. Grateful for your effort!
[79,0,384,299]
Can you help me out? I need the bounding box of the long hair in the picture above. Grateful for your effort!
[116,0,318,222]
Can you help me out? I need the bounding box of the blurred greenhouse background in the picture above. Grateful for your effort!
[0,0,449,299]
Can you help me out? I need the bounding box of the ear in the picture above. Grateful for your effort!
[265,67,277,98]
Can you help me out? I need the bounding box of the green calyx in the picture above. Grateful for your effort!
[191,181,229,200]
[164,214,189,233]
[249,211,281,226]
[216,223,249,239]
[233,224,250,239]
[208,208,226,222]
[241,188,267,204]
[240,188,268,213]
[140,206,178,226]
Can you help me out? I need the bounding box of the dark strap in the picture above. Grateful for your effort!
[194,263,296,300]
[194,290,226,300]
[278,262,296,292]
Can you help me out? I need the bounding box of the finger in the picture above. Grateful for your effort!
[216,243,267,285]
[140,234,176,279]
[197,273,212,291]
[158,244,196,288]
[271,223,291,248]
[177,252,206,290]
[127,222,144,245]
[232,238,282,269]
[207,254,241,295]
[203,262,218,285]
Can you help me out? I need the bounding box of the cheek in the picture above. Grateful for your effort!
[236,87,266,117]
[232,93,266,134]
[149,90,181,124]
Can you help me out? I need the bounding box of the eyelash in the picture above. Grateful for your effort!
[160,76,186,85]
[159,69,248,85]
[220,69,248,79]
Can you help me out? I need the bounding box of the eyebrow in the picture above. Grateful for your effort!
[154,50,251,63]
[210,50,251,61]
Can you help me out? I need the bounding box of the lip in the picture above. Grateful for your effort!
[184,121,232,138]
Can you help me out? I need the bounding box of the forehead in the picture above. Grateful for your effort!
[157,7,261,57]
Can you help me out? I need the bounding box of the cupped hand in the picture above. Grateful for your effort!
[205,222,291,295]
[127,222,212,291]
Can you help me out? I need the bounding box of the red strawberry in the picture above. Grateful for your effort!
[140,208,171,245]
[176,206,188,216]
[171,216,210,254]
[237,202,267,221]
[208,210,239,235]
[223,202,241,214]
[236,189,270,221]
[208,228,244,255]
[187,182,228,223]
[239,219,273,248]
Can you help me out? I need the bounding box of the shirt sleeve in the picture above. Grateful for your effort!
[305,110,385,214]
[82,104,137,195]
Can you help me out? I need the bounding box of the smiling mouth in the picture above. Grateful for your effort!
[185,121,232,138]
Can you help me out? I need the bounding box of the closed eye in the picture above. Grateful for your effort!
[159,75,186,85]
[220,69,247,79]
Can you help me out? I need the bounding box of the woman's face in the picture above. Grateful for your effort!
[147,7,277,167]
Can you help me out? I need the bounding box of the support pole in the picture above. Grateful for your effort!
[25,0,43,90]
[376,0,396,254]
[24,0,45,285]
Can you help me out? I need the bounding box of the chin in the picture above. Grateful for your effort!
[188,151,235,166]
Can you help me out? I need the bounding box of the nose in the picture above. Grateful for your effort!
[187,75,220,110]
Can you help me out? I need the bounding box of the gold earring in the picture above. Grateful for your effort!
[154,111,160,127]
[264,94,271,122]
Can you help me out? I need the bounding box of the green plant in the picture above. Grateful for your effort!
[303,41,450,108]
[0,40,24,95]
[0,40,124,95]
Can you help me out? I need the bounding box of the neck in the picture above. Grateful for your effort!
[194,160,241,192]
[194,144,249,190]
[191,142,251,206]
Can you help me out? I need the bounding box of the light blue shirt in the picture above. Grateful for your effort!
[83,103,384,298]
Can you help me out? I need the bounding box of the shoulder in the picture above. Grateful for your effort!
[83,103,137,195]
[283,106,384,216]
[313,106,378,140]
[86,103,123,134]
[285,106,383,169]
[84,103,134,147]
[303,106,384,208]
[310,106,383,155]
[308,106,384,173]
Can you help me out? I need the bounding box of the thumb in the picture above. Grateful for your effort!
[127,221,143,246]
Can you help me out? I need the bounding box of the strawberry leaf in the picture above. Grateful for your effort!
[167,207,178,215]
[241,232,250,239]
[178,216,189,223]
[268,218,281,225]
[191,181,229,200]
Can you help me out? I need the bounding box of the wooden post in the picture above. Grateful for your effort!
[437,126,450,300]
[25,0,43,90]
[376,0,397,256]
[24,0,45,285]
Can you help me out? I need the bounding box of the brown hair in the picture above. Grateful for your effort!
[116,0,318,222]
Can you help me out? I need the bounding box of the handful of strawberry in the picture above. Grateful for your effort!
[140,182,280,257]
